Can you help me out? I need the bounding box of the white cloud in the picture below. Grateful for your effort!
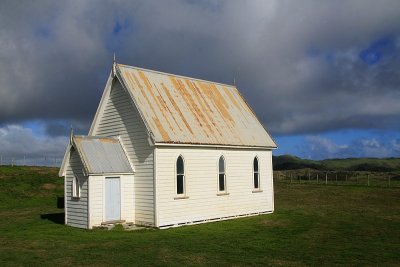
[303,136,348,159]
[392,139,400,152]
[0,124,68,165]
[360,138,380,148]
[301,135,400,159]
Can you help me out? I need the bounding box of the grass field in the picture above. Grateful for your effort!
[0,166,399,266]
[274,169,400,188]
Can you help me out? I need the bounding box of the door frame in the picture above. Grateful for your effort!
[103,176,121,222]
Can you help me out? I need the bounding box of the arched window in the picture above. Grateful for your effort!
[253,157,260,189]
[176,156,185,195]
[218,156,226,192]
[72,176,80,198]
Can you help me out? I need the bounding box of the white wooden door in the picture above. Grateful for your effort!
[105,177,121,221]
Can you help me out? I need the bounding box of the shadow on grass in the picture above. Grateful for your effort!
[41,212,64,225]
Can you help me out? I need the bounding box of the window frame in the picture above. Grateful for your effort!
[252,156,262,193]
[175,155,188,199]
[72,176,80,198]
[217,155,228,195]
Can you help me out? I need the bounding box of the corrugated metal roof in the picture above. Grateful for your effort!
[116,64,277,148]
[73,136,133,174]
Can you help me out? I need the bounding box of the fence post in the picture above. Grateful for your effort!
[290,173,292,184]
[317,173,319,183]
[308,171,310,181]
[325,173,328,185]
[12,158,14,167]
[367,174,370,186]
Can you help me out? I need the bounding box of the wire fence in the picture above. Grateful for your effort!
[0,155,63,168]
[274,170,400,188]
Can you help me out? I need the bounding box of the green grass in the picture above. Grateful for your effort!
[1,166,399,266]
[275,169,400,187]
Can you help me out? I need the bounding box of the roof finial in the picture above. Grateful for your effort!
[69,125,74,144]
[233,77,236,87]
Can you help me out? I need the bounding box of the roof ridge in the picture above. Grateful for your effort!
[116,63,237,90]
[74,135,118,140]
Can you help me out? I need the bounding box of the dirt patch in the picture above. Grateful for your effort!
[158,248,174,263]
[270,259,306,266]
[0,209,35,218]
[40,183,56,190]
[183,254,206,265]
[260,219,290,228]
[381,214,400,221]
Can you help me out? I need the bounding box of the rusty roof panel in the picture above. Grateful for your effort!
[117,64,277,148]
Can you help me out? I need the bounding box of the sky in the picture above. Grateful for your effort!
[0,0,400,164]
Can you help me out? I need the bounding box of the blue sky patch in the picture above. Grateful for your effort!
[112,19,130,36]
[359,36,396,65]
[34,26,53,40]
[274,129,400,159]
[106,18,133,52]
[22,120,46,137]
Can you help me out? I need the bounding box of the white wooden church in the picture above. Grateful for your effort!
[59,61,277,229]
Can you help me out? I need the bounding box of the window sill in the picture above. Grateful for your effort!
[174,196,189,200]
[252,189,263,193]
[216,192,230,196]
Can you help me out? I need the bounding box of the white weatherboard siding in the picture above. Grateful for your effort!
[155,147,274,227]
[92,80,155,226]
[65,150,88,229]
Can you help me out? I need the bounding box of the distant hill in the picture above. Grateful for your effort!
[273,155,326,170]
[273,155,400,172]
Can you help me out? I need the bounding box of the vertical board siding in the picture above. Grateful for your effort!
[93,81,155,225]
[155,147,274,227]
[65,150,88,229]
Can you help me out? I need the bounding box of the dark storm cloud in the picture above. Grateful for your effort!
[44,120,88,137]
[1,0,400,137]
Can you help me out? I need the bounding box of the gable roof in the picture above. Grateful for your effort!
[115,64,277,149]
[60,135,134,176]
